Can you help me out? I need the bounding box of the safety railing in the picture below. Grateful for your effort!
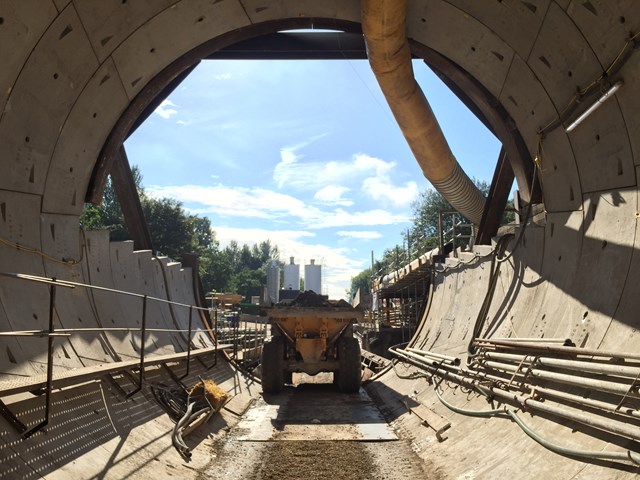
[0,272,218,438]
[438,210,474,257]
[216,311,267,372]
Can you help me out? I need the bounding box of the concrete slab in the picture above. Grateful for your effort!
[236,385,397,442]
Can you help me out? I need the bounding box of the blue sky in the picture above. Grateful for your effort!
[125,58,501,298]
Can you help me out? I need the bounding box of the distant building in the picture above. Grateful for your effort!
[266,260,280,304]
[304,259,322,294]
[283,256,300,290]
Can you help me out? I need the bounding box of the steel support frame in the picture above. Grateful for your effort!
[476,147,515,245]
[110,147,153,251]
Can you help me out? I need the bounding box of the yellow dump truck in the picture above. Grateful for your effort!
[261,292,363,393]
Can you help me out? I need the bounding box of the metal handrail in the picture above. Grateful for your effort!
[0,271,217,438]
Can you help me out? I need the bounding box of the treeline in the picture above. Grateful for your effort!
[81,167,279,299]
[348,180,514,300]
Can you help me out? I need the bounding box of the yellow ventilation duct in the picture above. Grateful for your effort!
[362,0,486,225]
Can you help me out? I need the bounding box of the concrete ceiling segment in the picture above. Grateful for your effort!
[0,3,98,196]
[407,0,515,99]
[110,0,250,100]
[0,1,636,232]
[527,2,604,110]
[565,1,640,166]
[0,0,58,115]
[53,0,72,11]
[566,0,639,64]
[445,0,551,60]
[73,0,176,63]
[42,59,129,216]
[499,55,582,212]
[239,0,361,24]
[568,97,635,193]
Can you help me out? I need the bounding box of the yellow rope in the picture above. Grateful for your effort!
[0,237,79,266]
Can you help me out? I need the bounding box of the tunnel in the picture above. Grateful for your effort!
[0,1,639,478]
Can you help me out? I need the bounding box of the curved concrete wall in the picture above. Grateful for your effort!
[0,0,639,477]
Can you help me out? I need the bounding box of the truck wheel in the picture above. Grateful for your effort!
[337,337,361,393]
[262,336,285,393]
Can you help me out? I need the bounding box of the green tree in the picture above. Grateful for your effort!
[80,166,282,301]
[347,268,372,301]
[407,179,491,256]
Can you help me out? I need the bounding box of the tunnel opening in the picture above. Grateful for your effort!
[1,3,639,479]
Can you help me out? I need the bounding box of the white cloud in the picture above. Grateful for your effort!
[214,72,232,80]
[274,149,420,208]
[213,226,366,299]
[176,119,192,126]
[146,184,410,229]
[313,185,353,206]
[336,230,382,240]
[154,99,178,119]
[362,176,419,207]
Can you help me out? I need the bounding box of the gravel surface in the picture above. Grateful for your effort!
[249,441,375,480]
[198,382,443,480]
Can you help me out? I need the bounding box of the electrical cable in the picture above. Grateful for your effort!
[506,409,640,466]
[430,374,640,466]
[538,30,640,137]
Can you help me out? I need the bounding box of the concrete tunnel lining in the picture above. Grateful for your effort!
[0,0,639,478]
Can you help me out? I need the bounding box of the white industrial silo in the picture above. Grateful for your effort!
[283,257,300,290]
[266,260,280,304]
[304,259,322,294]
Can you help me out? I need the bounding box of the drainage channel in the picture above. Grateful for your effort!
[198,378,437,480]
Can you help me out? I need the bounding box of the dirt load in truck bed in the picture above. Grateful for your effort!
[275,291,353,309]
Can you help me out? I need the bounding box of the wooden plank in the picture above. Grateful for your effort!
[402,396,451,442]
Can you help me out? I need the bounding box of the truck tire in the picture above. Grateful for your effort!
[262,336,285,393]
[337,336,361,393]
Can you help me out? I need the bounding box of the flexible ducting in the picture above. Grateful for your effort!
[362,0,486,225]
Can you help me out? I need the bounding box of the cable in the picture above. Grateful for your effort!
[538,30,640,137]
[391,358,432,380]
[507,409,640,466]
[431,375,640,466]
[0,233,83,266]
[434,383,507,418]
